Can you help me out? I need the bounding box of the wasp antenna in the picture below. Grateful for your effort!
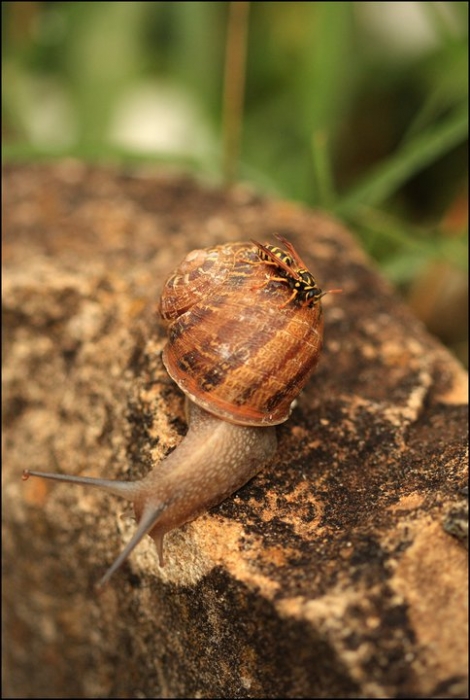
[319,288,343,299]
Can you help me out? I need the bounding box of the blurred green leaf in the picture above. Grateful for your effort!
[335,105,468,216]
[311,130,336,208]
[296,2,356,138]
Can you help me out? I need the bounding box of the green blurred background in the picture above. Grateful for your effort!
[2,1,468,365]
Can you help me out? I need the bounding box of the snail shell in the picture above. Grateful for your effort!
[160,241,324,426]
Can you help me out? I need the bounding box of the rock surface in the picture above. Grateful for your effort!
[3,162,468,698]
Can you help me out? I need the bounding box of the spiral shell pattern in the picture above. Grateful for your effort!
[160,241,324,426]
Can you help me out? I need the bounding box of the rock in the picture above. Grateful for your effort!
[3,162,467,698]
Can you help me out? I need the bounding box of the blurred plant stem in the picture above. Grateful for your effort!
[222,1,250,185]
[311,130,336,209]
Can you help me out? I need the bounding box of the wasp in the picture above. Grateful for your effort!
[252,234,324,307]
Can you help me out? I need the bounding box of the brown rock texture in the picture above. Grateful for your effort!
[3,162,468,699]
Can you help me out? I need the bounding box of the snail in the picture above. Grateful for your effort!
[23,236,329,587]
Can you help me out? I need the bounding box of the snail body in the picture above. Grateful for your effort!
[23,238,325,586]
